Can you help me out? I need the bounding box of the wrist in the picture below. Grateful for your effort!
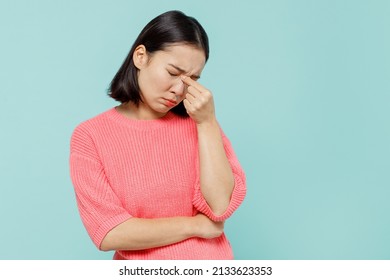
[196,117,218,130]
[182,216,199,238]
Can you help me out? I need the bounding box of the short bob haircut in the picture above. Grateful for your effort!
[108,10,209,117]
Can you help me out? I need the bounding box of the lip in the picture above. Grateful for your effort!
[164,98,177,107]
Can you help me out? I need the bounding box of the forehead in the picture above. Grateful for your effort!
[153,44,206,73]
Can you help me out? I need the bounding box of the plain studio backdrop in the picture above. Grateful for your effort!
[0,0,389,259]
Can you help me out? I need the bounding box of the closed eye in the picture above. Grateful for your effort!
[168,71,180,77]
[167,66,201,80]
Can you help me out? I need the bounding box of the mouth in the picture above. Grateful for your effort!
[164,98,177,107]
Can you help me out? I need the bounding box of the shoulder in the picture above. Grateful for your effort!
[72,108,115,135]
[70,108,116,150]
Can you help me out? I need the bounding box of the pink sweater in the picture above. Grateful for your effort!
[69,108,246,259]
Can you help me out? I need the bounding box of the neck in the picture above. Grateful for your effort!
[117,102,167,120]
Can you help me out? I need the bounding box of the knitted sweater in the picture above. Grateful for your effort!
[69,107,246,260]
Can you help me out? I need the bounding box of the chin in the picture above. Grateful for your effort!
[153,105,170,115]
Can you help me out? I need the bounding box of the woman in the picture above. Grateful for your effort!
[70,10,246,260]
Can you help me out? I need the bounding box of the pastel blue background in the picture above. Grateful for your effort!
[0,0,389,259]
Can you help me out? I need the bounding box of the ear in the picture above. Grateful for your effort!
[133,45,149,70]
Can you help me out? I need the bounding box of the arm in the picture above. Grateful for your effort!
[100,214,223,251]
[182,76,235,216]
[197,120,235,215]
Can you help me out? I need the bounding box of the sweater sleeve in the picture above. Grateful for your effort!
[192,128,247,222]
[69,125,132,249]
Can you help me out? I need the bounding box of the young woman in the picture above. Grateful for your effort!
[70,10,246,260]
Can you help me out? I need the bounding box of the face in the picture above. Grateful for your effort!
[134,44,206,119]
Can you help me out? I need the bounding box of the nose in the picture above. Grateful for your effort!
[170,79,186,97]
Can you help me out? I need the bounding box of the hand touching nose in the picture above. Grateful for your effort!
[171,78,187,97]
[181,75,216,124]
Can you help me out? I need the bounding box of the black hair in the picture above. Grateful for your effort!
[108,10,209,117]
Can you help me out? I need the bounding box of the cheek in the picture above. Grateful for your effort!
[149,69,173,91]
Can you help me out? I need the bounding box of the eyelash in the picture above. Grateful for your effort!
[168,71,179,77]
[168,70,199,81]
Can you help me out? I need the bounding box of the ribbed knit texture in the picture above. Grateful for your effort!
[69,107,246,260]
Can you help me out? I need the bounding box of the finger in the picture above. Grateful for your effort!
[186,85,202,98]
[185,92,196,104]
[181,75,207,92]
[183,99,192,111]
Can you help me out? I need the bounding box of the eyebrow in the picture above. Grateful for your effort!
[168,64,200,79]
